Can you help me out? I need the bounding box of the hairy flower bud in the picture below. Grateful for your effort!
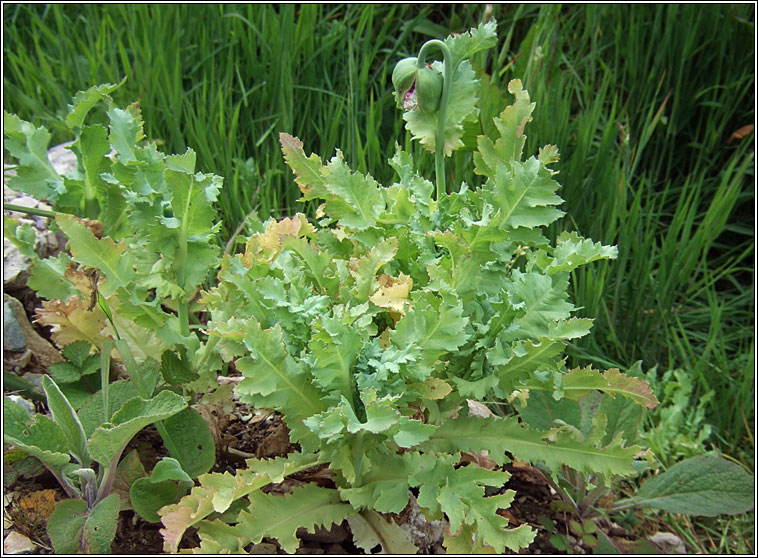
[415,66,443,113]
[392,57,419,108]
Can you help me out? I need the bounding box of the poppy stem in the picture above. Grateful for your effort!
[417,40,453,200]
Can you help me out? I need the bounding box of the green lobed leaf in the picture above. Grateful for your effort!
[444,521,536,554]
[159,452,322,553]
[107,102,144,164]
[347,510,419,554]
[504,270,575,340]
[188,520,248,554]
[164,162,221,238]
[3,112,63,200]
[524,367,659,408]
[536,231,618,275]
[3,217,39,261]
[490,337,565,393]
[48,361,85,384]
[319,150,385,229]
[279,132,329,200]
[307,310,368,400]
[233,484,356,553]
[71,124,112,214]
[444,20,499,66]
[61,341,95,369]
[337,449,418,513]
[485,157,565,231]
[391,291,470,381]
[282,236,339,295]
[423,415,641,478]
[28,252,79,301]
[65,79,125,129]
[348,237,399,302]
[232,318,328,430]
[474,79,536,178]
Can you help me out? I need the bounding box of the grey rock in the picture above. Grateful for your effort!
[4,300,27,351]
[20,372,46,392]
[3,294,62,368]
[47,141,78,176]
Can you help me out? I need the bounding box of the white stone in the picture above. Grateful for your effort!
[650,532,686,554]
[6,395,35,413]
[3,238,31,290]
[3,531,36,554]
[47,141,77,175]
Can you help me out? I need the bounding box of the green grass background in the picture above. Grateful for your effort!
[3,4,754,551]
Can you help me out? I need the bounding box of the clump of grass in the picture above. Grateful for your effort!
[483,4,754,463]
[3,4,441,235]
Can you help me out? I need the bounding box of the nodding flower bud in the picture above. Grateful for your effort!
[392,57,419,108]
[415,66,443,113]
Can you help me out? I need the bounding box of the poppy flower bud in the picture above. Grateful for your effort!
[392,57,419,107]
[415,66,443,113]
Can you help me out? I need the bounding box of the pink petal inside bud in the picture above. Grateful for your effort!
[403,87,418,111]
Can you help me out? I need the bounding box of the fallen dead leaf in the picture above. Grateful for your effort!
[460,450,498,470]
[18,489,59,523]
[727,124,754,144]
[466,399,492,419]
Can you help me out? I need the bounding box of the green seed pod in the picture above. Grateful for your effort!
[415,66,443,113]
[392,57,419,105]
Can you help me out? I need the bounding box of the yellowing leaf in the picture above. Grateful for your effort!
[279,133,328,199]
[601,368,659,409]
[35,297,109,350]
[411,377,453,400]
[55,213,132,296]
[557,367,660,409]
[369,273,413,316]
[244,213,314,265]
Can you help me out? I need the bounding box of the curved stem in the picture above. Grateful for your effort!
[417,40,454,200]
